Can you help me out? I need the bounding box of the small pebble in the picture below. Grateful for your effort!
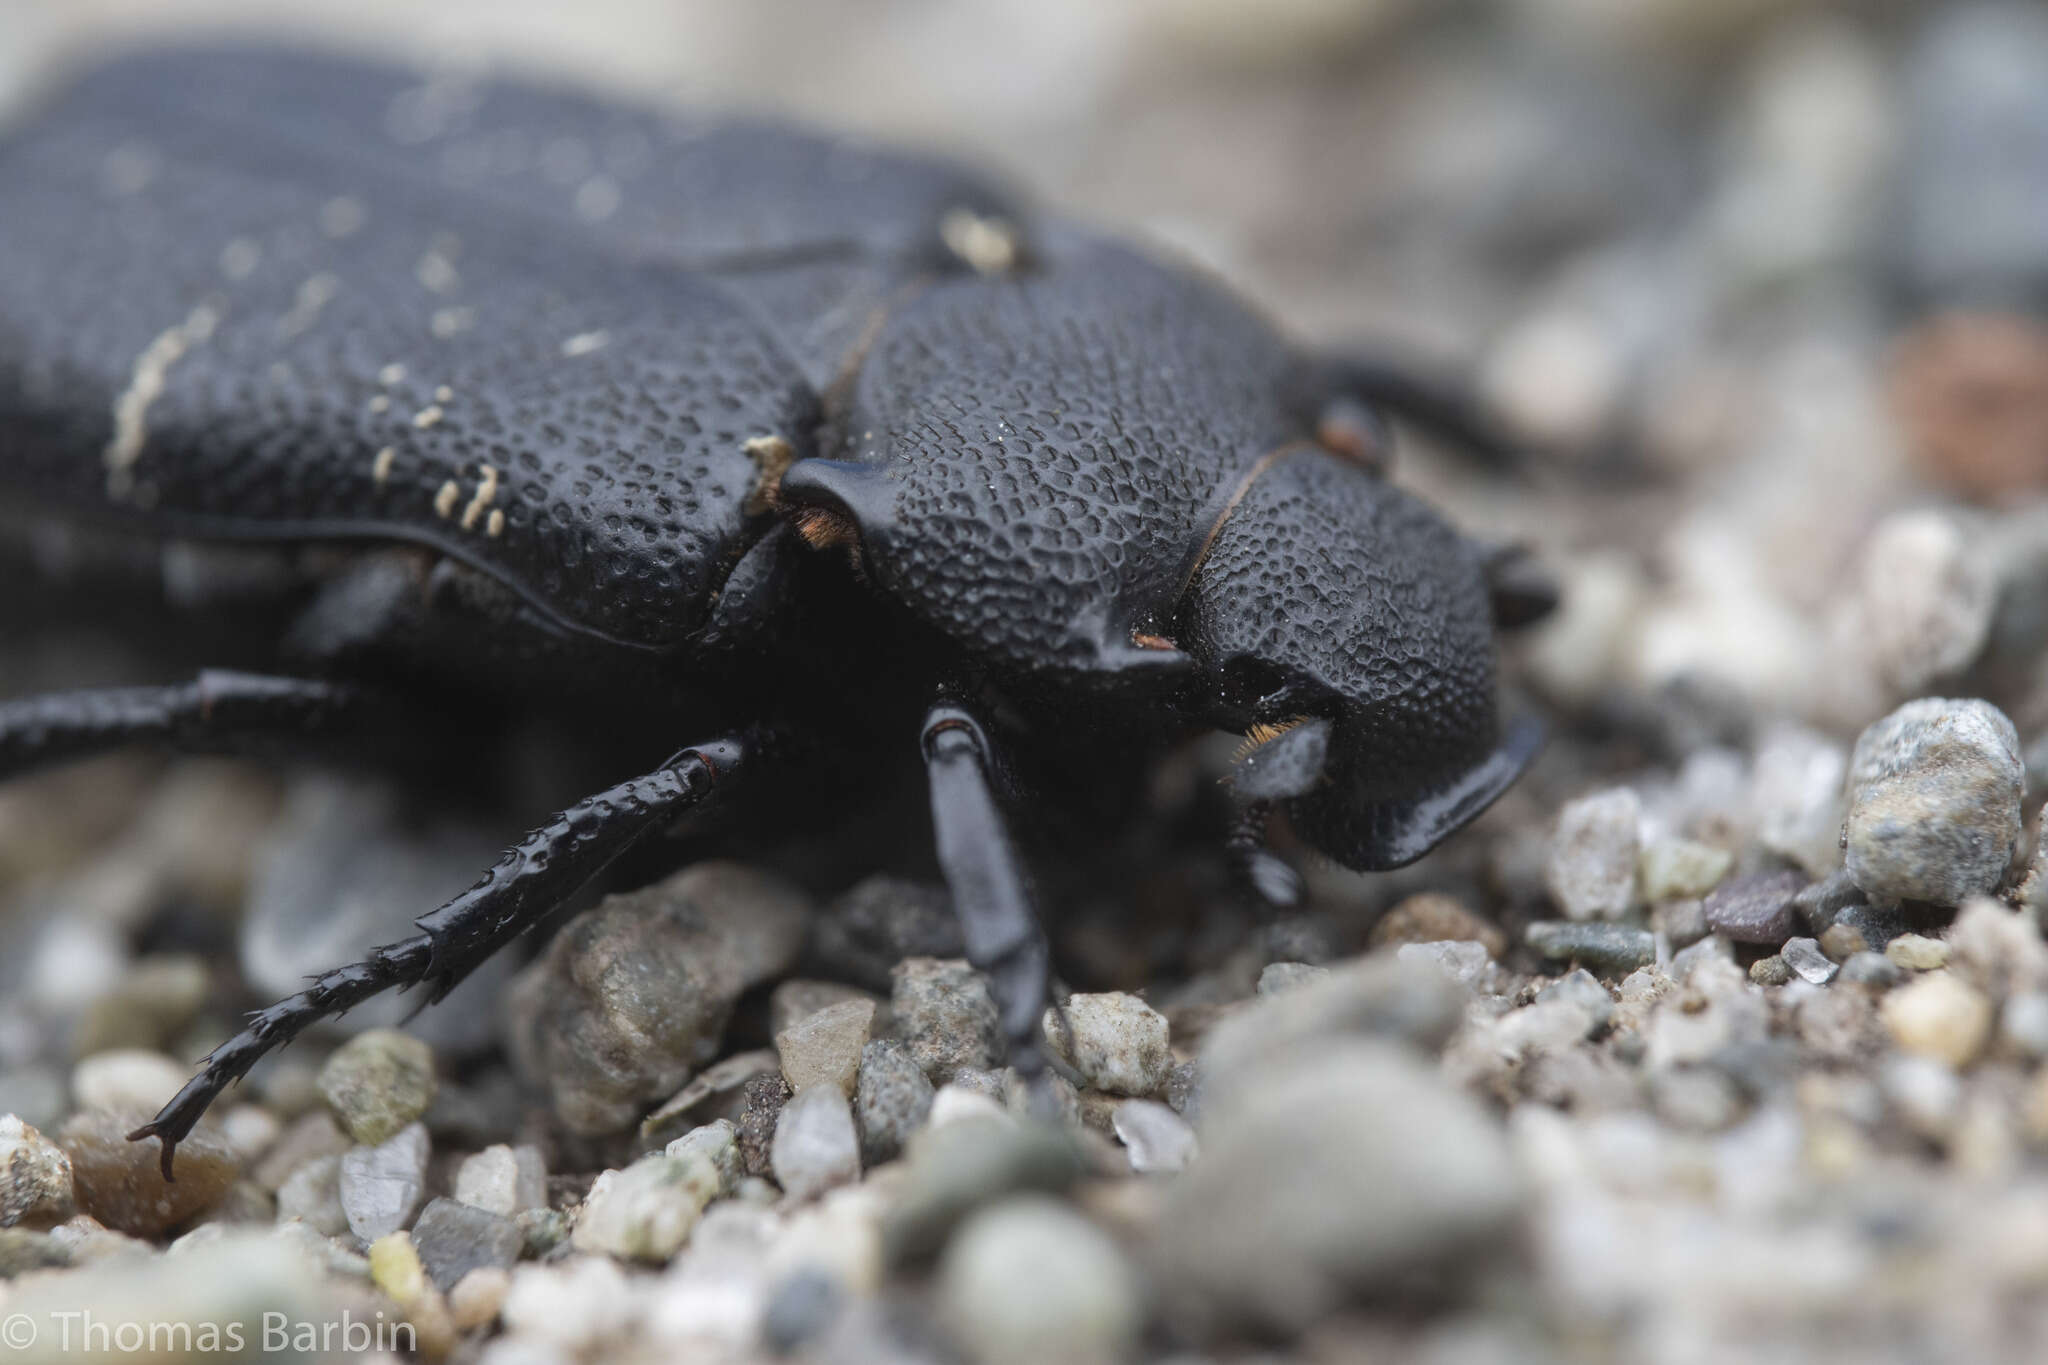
[1639,838,1734,901]
[1546,787,1642,920]
[1843,698,2024,905]
[413,1195,524,1290]
[1,1114,75,1229]
[505,862,812,1134]
[275,1153,349,1237]
[1818,923,1868,961]
[70,1049,189,1114]
[667,1118,744,1195]
[882,1115,1084,1263]
[500,1255,639,1348]
[1367,892,1506,957]
[58,1110,238,1236]
[856,1039,935,1165]
[317,1028,437,1145]
[339,1120,430,1242]
[1794,868,1868,934]
[1703,869,1807,945]
[1783,937,1840,984]
[777,998,876,1097]
[251,1111,350,1191]
[450,1265,512,1331]
[1750,955,1795,986]
[1396,939,1493,985]
[455,1143,548,1216]
[770,979,882,1038]
[1111,1099,1198,1172]
[939,1196,1142,1365]
[737,1071,792,1178]
[1256,961,1331,995]
[2002,992,2048,1058]
[1883,972,1994,1067]
[771,1086,862,1201]
[893,958,1004,1083]
[1841,952,1904,987]
[573,1147,723,1262]
[1888,934,1953,971]
[1524,921,1657,975]
[1042,992,1171,1097]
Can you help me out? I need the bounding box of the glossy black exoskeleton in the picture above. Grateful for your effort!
[0,47,1548,1173]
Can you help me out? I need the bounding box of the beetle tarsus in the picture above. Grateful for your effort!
[921,701,1052,1060]
[131,737,748,1176]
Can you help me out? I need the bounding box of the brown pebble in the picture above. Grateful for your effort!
[1819,923,1868,962]
[1369,893,1506,959]
[1892,311,2048,502]
[57,1109,239,1237]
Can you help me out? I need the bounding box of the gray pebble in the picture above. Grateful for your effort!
[1524,921,1657,975]
[1395,939,1493,986]
[1782,937,1840,985]
[762,1265,845,1354]
[1166,1060,1203,1121]
[454,1143,547,1217]
[891,958,1003,1083]
[1841,952,1904,987]
[505,862,812,1135]
[1546,787,1641,920]
[881,1115,1084,1264]
[1536,968,1616,1032]
[274,1153,349,1238]
[339,1121,429,1242]
[411,1195,522,1290]
[1793,868,1868,935]
[1704,870,1808,944]
[1152,1038,1519,1336]
[2001,991,2048,1057]
[1257,962,1330,995]
[1843,698,2024,905]
[856,1039,935,1165]
[771,1086,862,1201]
[939,1196,1142,1365]
[666,1119,743,1197]
[1042,992,1171,1097]
[572,1149,722,1261]
[1111,1099,1198,1173]
[1201,954,1467,1105]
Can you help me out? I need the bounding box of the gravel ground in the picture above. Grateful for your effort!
[9,2,2048,1362]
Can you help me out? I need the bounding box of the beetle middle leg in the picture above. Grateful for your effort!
[131,733,750,1178]
[920,699,1053,1072]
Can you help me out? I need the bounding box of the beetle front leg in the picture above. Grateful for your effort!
[921,701,1052,1072]
[0,670,369,778]
[131,733,750,1178]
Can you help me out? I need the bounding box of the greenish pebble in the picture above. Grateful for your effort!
[1524,921,1657,976]
[317,1029,437,1145]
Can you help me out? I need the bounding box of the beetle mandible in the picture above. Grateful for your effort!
[0,47,1547,1174]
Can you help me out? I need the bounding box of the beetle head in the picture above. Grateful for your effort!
[1186,447,1537,870]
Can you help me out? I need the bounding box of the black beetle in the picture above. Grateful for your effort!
[0,47,1546,1174]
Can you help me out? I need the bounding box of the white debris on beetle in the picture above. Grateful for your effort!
[460,465,500,531]
[103,299,224,498]
[561,330,611,358]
